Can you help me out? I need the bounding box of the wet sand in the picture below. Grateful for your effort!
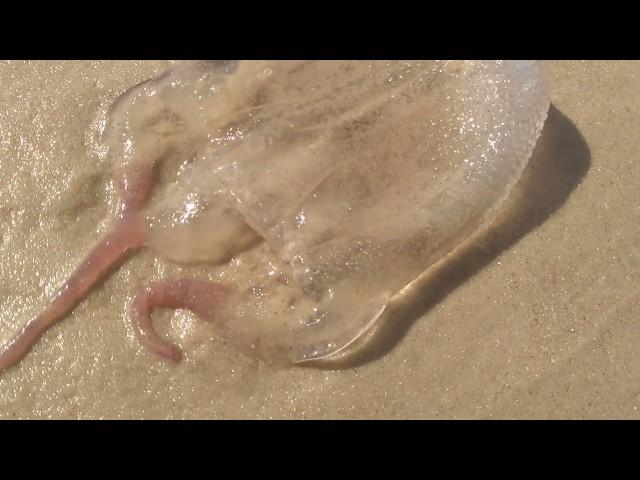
[0,60,638,419]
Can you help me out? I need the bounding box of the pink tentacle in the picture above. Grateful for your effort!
[117,161,156,214]
[0,215,146,371]
[131,279,228,362]
[0,137,165,372]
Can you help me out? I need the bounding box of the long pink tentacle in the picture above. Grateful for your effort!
[116,162,155,214]
[132,279,228,362]
[0,132,162,372]
[0,215,146,371]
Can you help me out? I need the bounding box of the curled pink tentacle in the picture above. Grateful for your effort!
[0,215,146,371]
[132,279,228,362]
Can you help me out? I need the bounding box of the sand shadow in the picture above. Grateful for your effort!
[311,104,591,369]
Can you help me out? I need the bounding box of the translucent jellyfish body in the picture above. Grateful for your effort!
[0,61,550,369]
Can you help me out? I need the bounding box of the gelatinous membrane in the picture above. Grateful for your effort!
[101,60,550,363]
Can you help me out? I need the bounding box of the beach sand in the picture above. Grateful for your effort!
[0,60,637,419]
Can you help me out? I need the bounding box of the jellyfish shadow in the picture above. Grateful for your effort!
[312,104,592,369]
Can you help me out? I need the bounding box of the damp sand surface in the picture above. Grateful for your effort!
[0,60,638,419]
